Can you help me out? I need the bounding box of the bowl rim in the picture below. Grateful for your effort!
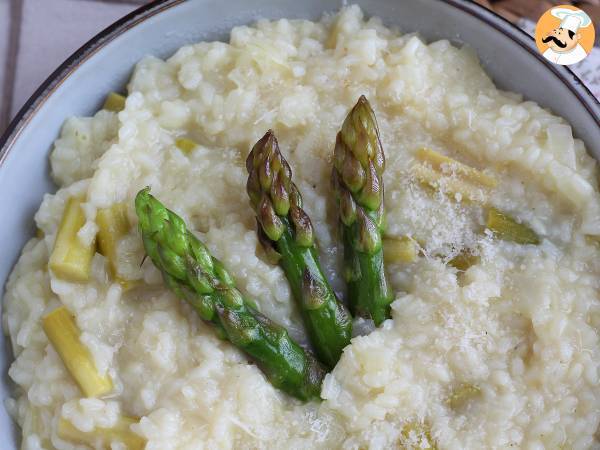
[0,0,598,165]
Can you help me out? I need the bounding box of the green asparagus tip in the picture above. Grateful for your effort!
[246,130,353,368]
[333,96,392,326]
[135,188,326,401]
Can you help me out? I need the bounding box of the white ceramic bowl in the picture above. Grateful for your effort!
[0,0,598,444]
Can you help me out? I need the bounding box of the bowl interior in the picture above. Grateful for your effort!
[0,0,598,444]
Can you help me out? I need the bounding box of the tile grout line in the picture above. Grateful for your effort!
[0,0,24,131]
[80,0,149,5]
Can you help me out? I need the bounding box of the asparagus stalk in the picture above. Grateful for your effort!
[448,251,480,271]
[97,202,130,277]
[416,148,497,188]
[246,130,352,368]
[58,416,145,450]
[49,197,96,282]
[135,188,325,401]
[332,96,393,326]
[413,164,489,203]
[175,138,198,154]
[486,208,539,245]
[447,383,482,410]
[97,203,140,291]
[102,92,126,112]
[383,236,418,264]
[401,422,438,450]
[42,306,113,398]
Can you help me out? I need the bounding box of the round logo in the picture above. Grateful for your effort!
[535,5,595,66]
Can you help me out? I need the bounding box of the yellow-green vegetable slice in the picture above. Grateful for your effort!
[416,148,497,188]
[447,383,482,409]
[175,138,198,154]
[58,416,144,449]
[383,236,418,264]
[486,208,540,245]
[400,422,438,450]
[413,164,488,203]
[449,251,480,271]
[102,92,126,112]
[42,306,113,398]
[97,202,130,277]
[49,197,96,282]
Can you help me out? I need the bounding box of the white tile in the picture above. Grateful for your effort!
[0,0,13,130]
[9,0,139,119]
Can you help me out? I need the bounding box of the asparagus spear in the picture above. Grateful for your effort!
[246,130,352,368]
[135,188,325,401]
[332,96,393,326]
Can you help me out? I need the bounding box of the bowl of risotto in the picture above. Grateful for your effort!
[1,0,600,448]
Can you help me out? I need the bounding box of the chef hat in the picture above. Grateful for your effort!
[551,7,592,33]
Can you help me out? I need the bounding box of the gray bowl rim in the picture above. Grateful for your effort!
[0,0,599,164]
[0,0,597,443]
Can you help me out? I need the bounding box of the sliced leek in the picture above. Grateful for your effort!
[401,422,437,450]
[43,306,113,398]
[49,197,96,282]
[383,236,418,264]
[413,164,488,203]
[416,148,497,188]
[486,208,539,245]
[103,92,126,113]
[447,383,481,410]
[448,251,480,271]
[97,202,130,277]
[175,138,198,154]
[58,416,145,450]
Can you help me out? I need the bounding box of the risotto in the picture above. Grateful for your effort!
[4,5,600,449]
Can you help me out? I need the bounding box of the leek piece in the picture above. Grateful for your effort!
[447,383,481,410]
[96,202,130,277]
[58,416,144,450]
[448,251,480,271]
[175,138,198,154]
[42,306,113,398]
[103,92,126,112]
[486,208,539,245]
[49,197,96,282]
[401,422,437,450]
[383,236,418,264]
[416,148,497,188]
[413,164,488,203]
[117,278,140,292]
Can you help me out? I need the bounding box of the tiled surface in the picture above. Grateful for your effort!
[0,1,599,135]
[0,0,145,131]
[0,0,13,128]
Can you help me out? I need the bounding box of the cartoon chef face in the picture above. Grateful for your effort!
[542,26,581,53]
[539,7,592,65]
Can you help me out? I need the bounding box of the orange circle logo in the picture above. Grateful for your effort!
[535,5,595,65]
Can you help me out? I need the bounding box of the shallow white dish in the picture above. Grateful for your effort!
[0,0,598,445]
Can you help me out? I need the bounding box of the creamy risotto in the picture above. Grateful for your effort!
[4,5,600,449]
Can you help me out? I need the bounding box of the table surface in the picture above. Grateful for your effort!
[0,0,598,135]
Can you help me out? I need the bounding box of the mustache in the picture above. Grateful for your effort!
[542,35,567,48]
